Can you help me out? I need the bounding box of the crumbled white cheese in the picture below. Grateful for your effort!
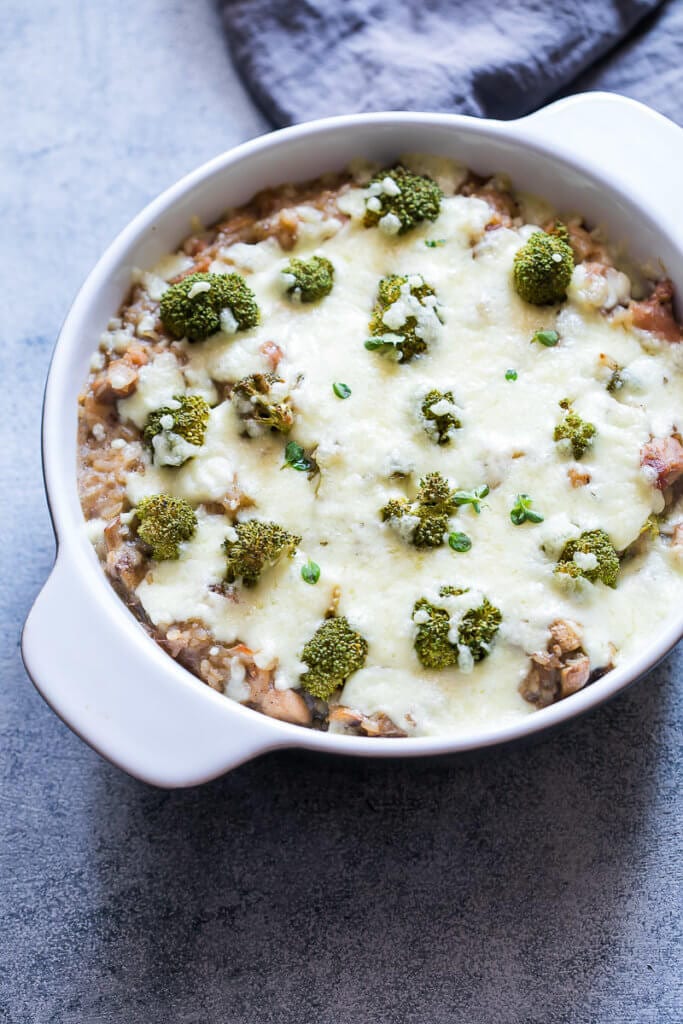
[187,280,211,300]
[225,663,250,703]
[139,272,169,301]
[84,517,106,547]
[151,430,201,469]
[427,398,456,417]
[573,551,599,571]
[457,645,475,674]
[220,307,238,334]
[136,313,158,339]
[378,212,402,236]
[569,264,632,311]
[381,176,401,197]
[117,351,185,429]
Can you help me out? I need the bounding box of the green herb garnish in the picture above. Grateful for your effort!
[531,329,559,347]
[301,559,321,585]
[425,239,446,248]
[448,532,472,552]
[333,382,352,400]
[510,493,544,525]
[453,485,489,514]
[282,441,313,472]
[505,369,518,381]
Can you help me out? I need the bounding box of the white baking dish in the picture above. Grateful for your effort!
[22,92,683,787]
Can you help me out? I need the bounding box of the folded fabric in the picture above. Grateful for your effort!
[222,0,682,127]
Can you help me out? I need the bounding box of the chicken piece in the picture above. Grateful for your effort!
[92,359,138,402]
[519,620,593,708]
[103,516,147,592]
[559,654,591,698]
[549,619,583,655]
[328,705,407,738]
[245,665,312,726]
[562,220,611,265]
[630,279,682,342]
[641,436,683,490]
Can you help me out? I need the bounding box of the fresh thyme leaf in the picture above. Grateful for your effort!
[282,440,313,472]
[301,559,320,585]
[448,532,472,552]
[510,493,544,525]
[333,382,352,399]
[531,329,560,347]
[505,369,518,381]
[453,484,489,514]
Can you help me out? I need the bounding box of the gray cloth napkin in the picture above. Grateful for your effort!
[222,0,683,127]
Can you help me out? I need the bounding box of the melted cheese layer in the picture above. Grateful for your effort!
[116,159,683,737]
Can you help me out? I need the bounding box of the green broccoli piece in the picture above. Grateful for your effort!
[420,389,461,445]
[512,229,574,305]
[143,394,210,467]
[223,520,301,586]
[282,256,334,303]
[363,166,443,235]
[381,472,457,548]
[135,494,197,560]
[231,373,294,436]
[299,616,369,701]
[553,401,596,460]
[367,274,441,363]
[159,272,259,341]
[413,585,502,670]
[555,529,620,588]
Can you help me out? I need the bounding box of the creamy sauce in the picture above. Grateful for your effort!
[108,156,683,737]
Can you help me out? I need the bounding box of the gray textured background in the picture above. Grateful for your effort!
[2,2,681,1021]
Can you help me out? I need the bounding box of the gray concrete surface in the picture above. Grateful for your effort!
[1,2,681,1021]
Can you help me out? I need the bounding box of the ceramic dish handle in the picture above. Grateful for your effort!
[22,546,283,787]
[518,92,683,228]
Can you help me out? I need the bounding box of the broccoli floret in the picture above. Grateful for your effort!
[282,256,334,303]
[363,166,443,235]
[555,529,620,588]
[223,520,301,586]
[231,373,294,436]
[159,272,259,341]
[143,394,210,467]
[512,229,574,305]
[413,585,502,670]
[553,401,596,460]
[367,274,441,363]
[299,616,369,701]
[420,389,461,445]
[135,494,197,560]
[381,472,457,548]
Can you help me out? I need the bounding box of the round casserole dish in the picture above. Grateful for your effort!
[22,93,683,787]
